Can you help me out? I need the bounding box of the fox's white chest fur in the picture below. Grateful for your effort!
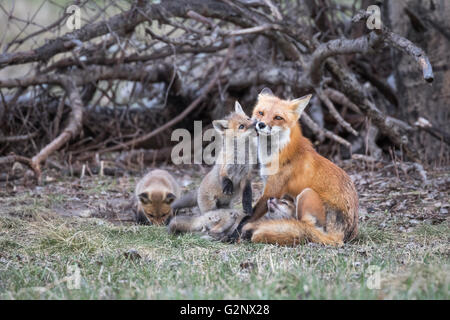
[257,128,291,179]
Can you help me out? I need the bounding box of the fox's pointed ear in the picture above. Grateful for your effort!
[259,87,274,96]
[165,192,176,204]
[291,94,312,117]
[212,120,228,134]
[138,192,150,204]
[234,101,246,116]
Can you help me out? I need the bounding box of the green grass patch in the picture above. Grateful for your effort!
[0,214,448,299]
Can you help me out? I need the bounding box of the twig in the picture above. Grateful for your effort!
[0,131,38,143]
[301,113,351,149]
[97,37,236,154]
[323,88,362,114]
[317,89,358,136]
[0,154,40,179]
[31,79,83,182]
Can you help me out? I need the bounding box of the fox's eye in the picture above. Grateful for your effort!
[274,115,284,121]
[239,124,245,130]
[259,111,264,116]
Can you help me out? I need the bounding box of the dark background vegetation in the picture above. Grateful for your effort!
[0,0,448,182]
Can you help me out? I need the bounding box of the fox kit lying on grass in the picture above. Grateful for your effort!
[168,208,246,242]
[168,194,296,243]
[135,169,181,225]
[243,193,344,246]
[244,88,358,245]
[171,101,257,214]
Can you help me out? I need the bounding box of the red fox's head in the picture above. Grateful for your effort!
[252,88,312,136]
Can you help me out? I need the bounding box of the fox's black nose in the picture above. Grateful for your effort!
[257,122,266,129]
[269,197,275,201]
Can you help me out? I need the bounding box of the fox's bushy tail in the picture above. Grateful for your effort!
[249,218,344,246]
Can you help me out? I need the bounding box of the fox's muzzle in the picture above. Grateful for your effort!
[255,121,272,135]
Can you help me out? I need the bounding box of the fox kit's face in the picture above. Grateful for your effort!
[212,101,256,139]
[252,89,312,136]
[138,191,176,225]
[266,194,296,220]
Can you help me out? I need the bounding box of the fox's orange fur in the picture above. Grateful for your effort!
[247,90,359,245]
[249,218,343,246]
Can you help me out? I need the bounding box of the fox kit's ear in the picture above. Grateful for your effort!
[259,87,274,96]
[138,192,150,204]
[212,120,228,134]
[234,101,246,116]
[165,192,176,204]
[291,94,312,117]
[282,193,295,203]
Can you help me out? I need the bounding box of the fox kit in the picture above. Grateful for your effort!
[245,88,359,245]
[168,208,246,242]
[243,194,344,246]
[171,101,257,214]
[264,194,296,220]
[135,169,181,225]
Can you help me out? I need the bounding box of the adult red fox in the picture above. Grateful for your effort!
[244,88,359,245]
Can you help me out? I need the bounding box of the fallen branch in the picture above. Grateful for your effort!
[316,89,358,136]
[0,131,39,143]
[323,88,362,114]
[0,154,40,178]
[301,113,351,149]
[308,11,434,85]
[96,37,236,154]
[31,78,83,182]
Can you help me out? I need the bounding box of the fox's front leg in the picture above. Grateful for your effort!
[222,177,233,195]
[249,195,269,222]
[242,180,252,215]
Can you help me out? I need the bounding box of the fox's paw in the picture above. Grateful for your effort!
[240,222,257,241]
[222,178,233,195]
[135,210,150,225]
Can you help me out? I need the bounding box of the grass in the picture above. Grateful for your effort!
[0,167,448,299]
[0,212,448,299]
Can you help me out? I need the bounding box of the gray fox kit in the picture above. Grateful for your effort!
[135,169,181,225]
[168,194,298,243]
[168,208,246,242]
[171,101,257,215]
